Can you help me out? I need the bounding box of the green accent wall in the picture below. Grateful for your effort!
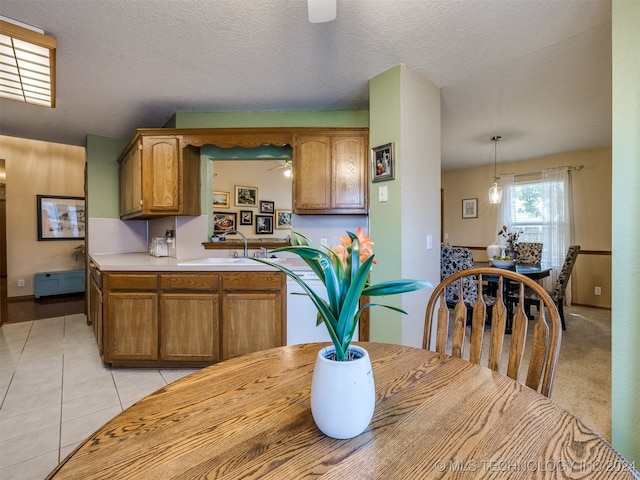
[612,0,640,463]
[86,134,126,219]
[368,66,404,343]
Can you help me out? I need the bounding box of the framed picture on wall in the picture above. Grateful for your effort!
[213,191,230,208]
[235,185,258,207]
[260,200,274,213]
[213,212,237,233]
[255,215,273,234]
[275,210,292,229]
[462,198,478,219]
[37,195,86,240]
[240,210,253,225]
[372,143,394,182]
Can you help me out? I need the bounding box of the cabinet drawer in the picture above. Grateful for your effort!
[160,274,219,291]
[107,273,158,290]
[221,272,283,291]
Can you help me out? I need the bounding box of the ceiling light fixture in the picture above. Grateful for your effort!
[488,135,503,204]
[0,17,56,108]
[308,0,336,23]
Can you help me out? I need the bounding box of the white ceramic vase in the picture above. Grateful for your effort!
[310,344,375,439]
[486,243,501,260]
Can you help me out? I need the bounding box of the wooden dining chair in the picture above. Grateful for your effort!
[509,245,581,331]
[423,267,562,398]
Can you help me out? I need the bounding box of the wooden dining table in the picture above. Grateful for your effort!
[46,342,638,479]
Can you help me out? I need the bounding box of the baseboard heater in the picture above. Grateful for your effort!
[35,270,85,299]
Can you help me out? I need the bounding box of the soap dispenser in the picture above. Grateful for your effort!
[166,230,176,257]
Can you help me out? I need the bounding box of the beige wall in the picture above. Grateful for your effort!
[1,135,85,298]
[442,146,611,308]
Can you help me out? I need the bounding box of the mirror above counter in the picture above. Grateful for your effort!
[204,144,293,249]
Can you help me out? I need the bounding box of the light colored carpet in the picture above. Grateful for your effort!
[550,305,611,441]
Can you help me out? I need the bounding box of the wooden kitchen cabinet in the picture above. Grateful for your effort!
[118,134,201,219]
[293,131,369,214]
[159,273,220,362]
[220,272,285,360]
[89,274,103,354]
[96,268,285,366]
[160,293,219,362]
[107,292,159,362]
[103,273,159,363]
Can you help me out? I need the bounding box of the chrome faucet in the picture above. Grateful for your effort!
[221,230,248,258]
[254,246,268,259]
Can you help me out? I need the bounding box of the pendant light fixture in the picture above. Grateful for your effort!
[488,135,503,204]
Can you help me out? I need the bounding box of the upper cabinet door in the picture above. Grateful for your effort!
[119,134,200,220]
[293,136,332,212]
[143,136,180,213]
[332,136,368,212]
[293,132,369,215]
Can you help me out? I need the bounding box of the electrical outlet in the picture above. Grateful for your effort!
[594,286,601,295]
[18,279,25,287]
[426,235,433,250]
[320,238,328,247]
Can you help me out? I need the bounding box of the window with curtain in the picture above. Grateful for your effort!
[497,169,573,296]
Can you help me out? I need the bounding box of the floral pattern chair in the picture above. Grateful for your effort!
[509,245,580,330]
[440,244,496,311]
[516,242,543,265]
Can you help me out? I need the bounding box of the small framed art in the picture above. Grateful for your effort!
[372,143,394,182]
[275,210,292,229]
[462,198,478,219]
[213,212,237,233]
[260,200,275,213]
[235,185,258,207]
[255,215,273,234]
[240,210,253,225]
[213,191,230,208]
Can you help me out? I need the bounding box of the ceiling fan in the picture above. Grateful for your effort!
[268,160,293,177]
[308,0,336,23]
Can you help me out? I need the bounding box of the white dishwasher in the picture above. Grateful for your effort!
[286,271,358,345]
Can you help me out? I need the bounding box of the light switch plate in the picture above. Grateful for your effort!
[378,185,388,202]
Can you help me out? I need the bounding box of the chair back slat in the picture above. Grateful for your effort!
[452,297,467,358]
[423,267,563,397]
[468,275,487,364]
[526,301,550,390]
[435,291,449,352]
[487,276,506,371]
[507,283,529,380]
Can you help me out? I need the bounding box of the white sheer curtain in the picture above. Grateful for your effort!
[497,169,573,301]
[495,174,516,247]
[541,167,573,300]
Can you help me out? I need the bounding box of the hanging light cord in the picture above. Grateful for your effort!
[492,135,501,181]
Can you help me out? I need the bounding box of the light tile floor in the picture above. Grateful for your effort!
[0,313,199,480]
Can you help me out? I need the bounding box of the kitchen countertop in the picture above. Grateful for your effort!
[90,252,311,273]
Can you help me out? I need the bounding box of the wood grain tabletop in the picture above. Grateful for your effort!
[46,342,638,479]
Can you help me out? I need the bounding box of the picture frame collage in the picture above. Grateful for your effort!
[213,185,292,235]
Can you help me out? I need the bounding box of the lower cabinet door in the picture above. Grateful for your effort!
[221,292,282,360]
[107,292,158,361]
[160,293,219,362]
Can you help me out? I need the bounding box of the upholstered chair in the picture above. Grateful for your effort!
[516,242,543,265]
[509,245,580,330]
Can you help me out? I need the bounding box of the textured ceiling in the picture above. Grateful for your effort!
[0,0,611,171]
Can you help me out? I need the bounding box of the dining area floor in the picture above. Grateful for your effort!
[0,305,612,480]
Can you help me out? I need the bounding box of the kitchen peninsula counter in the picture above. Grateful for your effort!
[90,252,310,272]
[89,252,305,367]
